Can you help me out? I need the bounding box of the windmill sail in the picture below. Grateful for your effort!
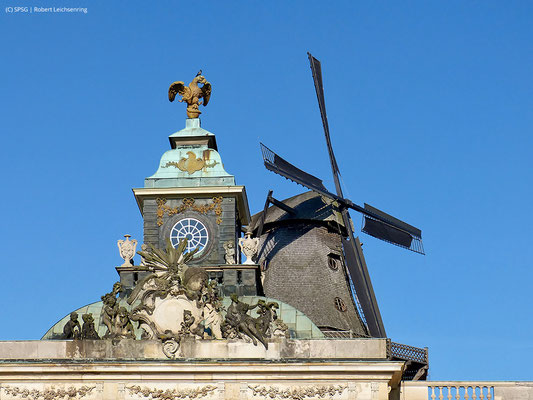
[261,143,424,254]
[261,142,386,337]
[343,236,386,337]
[308,52,387,338]
[308,52,424,253]
[308,52,342,192]
[259,53,425,338]
[362,204,425,254]
[261,143,328,194]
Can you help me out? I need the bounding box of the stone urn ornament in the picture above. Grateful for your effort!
[238,231,259,265]
[117,234,137,267]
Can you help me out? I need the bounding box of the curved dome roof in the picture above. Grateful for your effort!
[42,296,324,340]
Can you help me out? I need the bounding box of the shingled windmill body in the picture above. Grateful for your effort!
[251,191,368,336]
[252,54,424,340]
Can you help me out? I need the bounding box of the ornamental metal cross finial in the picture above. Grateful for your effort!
[168,72,212,118]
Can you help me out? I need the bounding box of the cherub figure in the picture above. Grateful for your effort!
[223,241,236,264]
[202,281,223,339]
[224,294,268,348]
[180,310,203,338]
[256,300,275,337]
[81,313,100,340]
[101,282,122,338]
[256,301,290,339]
[62,312,81,339]
[180,310,195,335]
[114,307,135,339]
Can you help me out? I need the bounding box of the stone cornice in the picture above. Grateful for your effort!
[0,361,404,382]
[132,186,251,225]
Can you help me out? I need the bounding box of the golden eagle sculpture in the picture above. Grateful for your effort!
[168,71,212,119]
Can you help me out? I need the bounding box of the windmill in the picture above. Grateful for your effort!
[258,53,424,338]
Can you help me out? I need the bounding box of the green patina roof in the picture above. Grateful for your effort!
[41,296,324,341]
[145,119,236,188]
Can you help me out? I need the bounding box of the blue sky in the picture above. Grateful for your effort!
[1,0,532,380]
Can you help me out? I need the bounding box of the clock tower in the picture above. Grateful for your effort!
[133,117,250,266]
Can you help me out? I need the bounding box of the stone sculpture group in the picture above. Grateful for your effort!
[61,236,287,358]
[61,312,100,340]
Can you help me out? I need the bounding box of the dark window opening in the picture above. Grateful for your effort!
[327,253,340,271]
[334,297,347,312]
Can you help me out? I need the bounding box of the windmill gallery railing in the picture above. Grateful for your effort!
[401,381,533,400]
[320,334,429,362]
[319,334,429,380]
[387,340,428,364]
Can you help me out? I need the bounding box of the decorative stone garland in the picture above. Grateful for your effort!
[248,384,347,400]
[156,197,223,226]
[127,385,217,400]
[2,385,95,400]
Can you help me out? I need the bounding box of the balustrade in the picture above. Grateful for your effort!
[428,385,492,400]
[402,381,532,400]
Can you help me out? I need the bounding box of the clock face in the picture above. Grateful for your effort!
[169,217,209,253]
